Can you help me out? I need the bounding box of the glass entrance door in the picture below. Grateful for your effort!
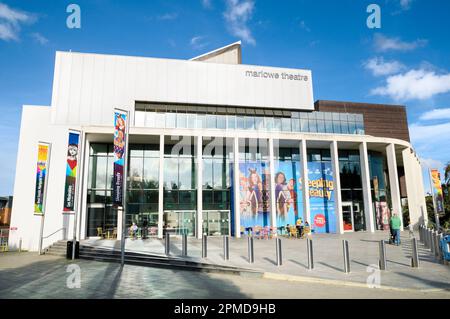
[163,210,196,236]
[342,202,354,232]
[202,210,230,236]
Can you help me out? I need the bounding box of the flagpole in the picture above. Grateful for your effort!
[120,110,130,266]
[71,129,83,260]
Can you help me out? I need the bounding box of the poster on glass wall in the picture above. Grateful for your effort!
[63,131,80,212]
[274,161,303,227]
[113,109,128,206]
[239,162,271,228]
[34,142,51,215]
[308,161,336,233]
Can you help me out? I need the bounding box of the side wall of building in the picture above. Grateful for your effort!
[9,106,76,251]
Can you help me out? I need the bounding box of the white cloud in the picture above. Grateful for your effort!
[299,20,310,32]
[373,33,427,52]
[190,35,209,50]
[202,0,212,8]
[157,12,178,20]
[419,108,450,121]
[399,0,413,10]
[30,32,48,45]
[420,157,444,170]
[0,3,35,41]
[410,122,450,143]
[363,57,405,77]
[371,69,450,101]
[224,0,255,45]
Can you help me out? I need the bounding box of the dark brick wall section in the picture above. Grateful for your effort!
[315,100,410,142]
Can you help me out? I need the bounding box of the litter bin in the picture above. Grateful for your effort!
[440,235,450,262]
[66,241,80,259]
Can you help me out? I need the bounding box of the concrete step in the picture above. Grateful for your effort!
[79,245,262,277]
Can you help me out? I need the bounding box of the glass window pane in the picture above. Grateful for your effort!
[90,156,107,189]
[308,118,317,132]
[255,117,264,130]
[227,115,236,129]
[300,118,308,131]
[325,120,333,133]
[177,113,187,128]
[155,113,165,128]
[164,158,178,190]
[206,115,216,129]
[237,116,245,129]
[106,156,114,189]
[341,121,349,134]
[179,158,194,190]
[245,116,255,129]
[129,157,143,189]
[166,113,176,128]
[273,118,282,131]
[292,118,300,131]
[143,157,159,189]
[187,113,196,129]
[146,112,156,127]
[217,115,226,130]
[333,121,341,133]
[317,120,326,133]
[130,145,144,157]
[281,118,291,132]
[264,117,274,131]
[196,114,206,129]
[203,158,213,189]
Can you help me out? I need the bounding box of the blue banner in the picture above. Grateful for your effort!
[308,161,336,233]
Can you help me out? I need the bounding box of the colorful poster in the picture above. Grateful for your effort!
[34,143,50,215]
[375,201,390,230]
[274,161,303,227]
[308,161,336,233]
[430,169,444,213]
[238,161,271,228]
[63,131,80,212]
[113,110,128,206]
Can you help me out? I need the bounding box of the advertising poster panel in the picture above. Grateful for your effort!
[113,110,128,206]
[308,161,335,233]
[63,131,80,212]
[239,161,271,228]
[274,160,303,227]
[34,143,50,215]
[430,169,445,213]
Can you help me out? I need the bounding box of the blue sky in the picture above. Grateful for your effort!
[1,0,450,196]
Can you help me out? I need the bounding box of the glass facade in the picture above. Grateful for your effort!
[86,144,116,237]
[85,140,395,238]
[134,103,365,135]
[127,144,160,232]
[368,152,391,230]
[338,150,365,232]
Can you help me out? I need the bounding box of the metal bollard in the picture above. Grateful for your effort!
[419,226,423,242]
[19,238,22,253]
[430,231,436,255]
[165,233,170,256]
[247,236,254,263]
[434,231,441,259]
[342,240,350,273]
[379,240,387,270]
[223,235,229,261]
[428,229,432,250]
[202,234,207,258]
[411,237,420,268]
[276,238,282,266]
[424,228,428,248]
[307,238,314,270]
[182,233,188,257]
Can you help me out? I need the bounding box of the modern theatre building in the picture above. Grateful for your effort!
[9,42,428,252]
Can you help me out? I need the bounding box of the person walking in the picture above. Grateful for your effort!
[390,212,402,246]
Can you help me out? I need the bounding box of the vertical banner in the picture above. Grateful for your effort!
[63,131,80,212]
[430,169,444,213]
[274,161,303,227]
[34,142,51,215]
[238,161,271,228]
[113,109,128,206]
[307,161,336,233]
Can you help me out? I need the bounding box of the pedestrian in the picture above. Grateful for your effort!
[389,212,402,246]
[142,218,148,239]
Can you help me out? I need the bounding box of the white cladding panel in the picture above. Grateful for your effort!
[51,52,314,126]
